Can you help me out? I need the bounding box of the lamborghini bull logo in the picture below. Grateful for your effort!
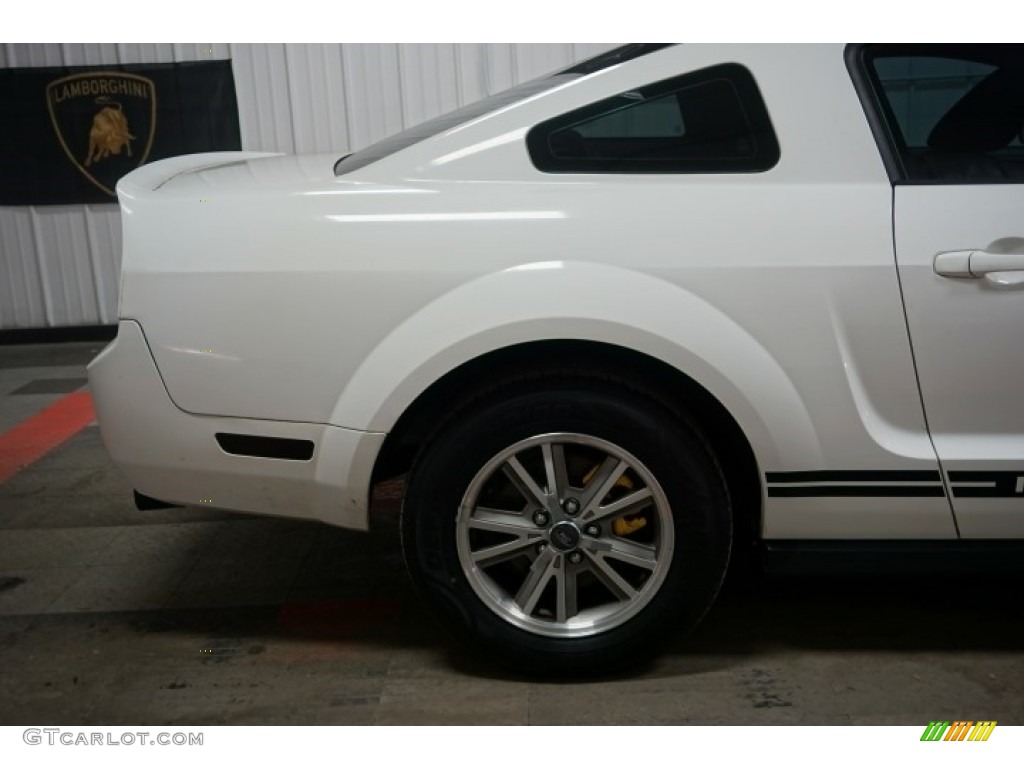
[46,71,156,196]
[85,99,135,167]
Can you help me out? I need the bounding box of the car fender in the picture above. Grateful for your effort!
[329,260,822,471]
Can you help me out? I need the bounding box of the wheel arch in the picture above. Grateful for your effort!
[332,260,822,547]
[371,339,765,554]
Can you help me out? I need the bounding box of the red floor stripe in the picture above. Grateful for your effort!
[0,391,95,484]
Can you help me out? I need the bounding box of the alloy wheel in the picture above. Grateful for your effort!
[456,432,674,638]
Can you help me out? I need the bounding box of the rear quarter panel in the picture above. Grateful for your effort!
[120,45,953,538]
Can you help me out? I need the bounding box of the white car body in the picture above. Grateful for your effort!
[88,43,1024,667]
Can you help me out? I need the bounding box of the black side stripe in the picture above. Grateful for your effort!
[948,471,1024,499]
[766,470,941,483]
[768,485,946,498]
[766,470,945,498]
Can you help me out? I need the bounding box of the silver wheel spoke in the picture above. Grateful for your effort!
[605,537,657,571]
[585,487,653,524]
[555,566,578,623]
[503,456,548,508]
[579,457,627,517]
[471,536,540,567]
[466,508,538,537]
[542,442,570,500]
[515,547,558,614]
[586,552,639,601]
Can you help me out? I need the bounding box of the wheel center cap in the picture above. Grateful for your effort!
[548,521,581,552]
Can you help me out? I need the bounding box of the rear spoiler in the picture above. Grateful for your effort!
[115,151,283,199]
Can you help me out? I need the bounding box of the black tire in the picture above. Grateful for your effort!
[400,375,732,675]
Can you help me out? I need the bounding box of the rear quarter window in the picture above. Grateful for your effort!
[526,63,779,174]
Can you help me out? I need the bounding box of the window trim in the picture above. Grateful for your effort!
[526,63,780,175]
[845,44,903,184]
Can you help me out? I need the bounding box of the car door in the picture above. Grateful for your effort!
[856,44,1024,538]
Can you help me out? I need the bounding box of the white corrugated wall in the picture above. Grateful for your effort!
[0,43,615,330]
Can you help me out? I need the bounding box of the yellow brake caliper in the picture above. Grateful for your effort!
[581,464,648,536]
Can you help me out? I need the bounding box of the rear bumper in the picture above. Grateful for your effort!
[86,320,384,530]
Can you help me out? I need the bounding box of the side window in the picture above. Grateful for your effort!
[527,63,779,174]
[863,45,1024,183]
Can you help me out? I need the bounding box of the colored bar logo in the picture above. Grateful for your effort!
[920,721,996,741]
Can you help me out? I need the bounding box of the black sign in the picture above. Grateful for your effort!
[0,60,242,205]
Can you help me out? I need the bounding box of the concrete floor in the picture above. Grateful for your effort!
[1,340,1022,725]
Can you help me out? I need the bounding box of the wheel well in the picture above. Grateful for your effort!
[370,340,763,553]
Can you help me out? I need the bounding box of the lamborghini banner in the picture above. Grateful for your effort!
[0,60,241,205]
